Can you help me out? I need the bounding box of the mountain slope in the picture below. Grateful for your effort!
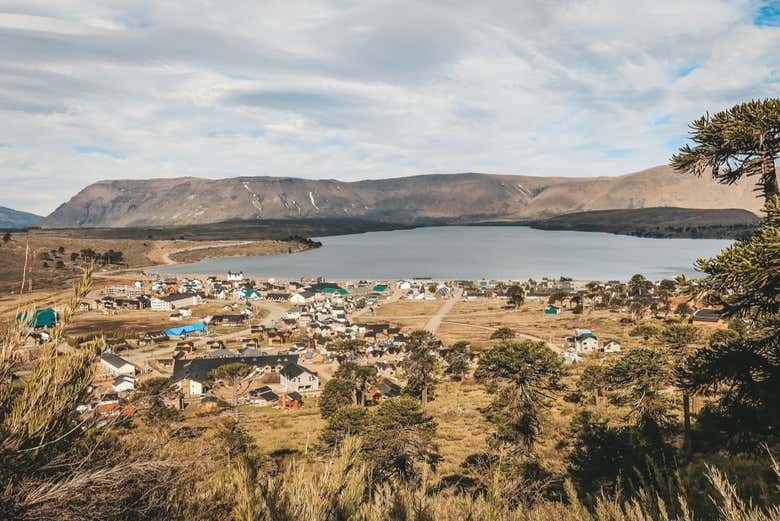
[0,206,43,229]
[42,166,764,228]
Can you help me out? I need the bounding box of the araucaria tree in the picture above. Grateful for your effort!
[475,341,566,451]
[208,362,253,421]
[671,98,780,200]
[401,330,439,407]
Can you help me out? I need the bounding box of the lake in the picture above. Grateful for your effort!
[153,226,732,281]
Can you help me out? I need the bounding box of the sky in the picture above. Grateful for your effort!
[0,0,778,215]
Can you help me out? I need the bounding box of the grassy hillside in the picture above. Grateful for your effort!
[528,207,759,239]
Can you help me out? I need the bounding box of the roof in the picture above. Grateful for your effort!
[165,322,206,336]
[101,351,132,369]
[286,391,303,401]
[161,292,200,303]
[280,363,317,379]
[173,354,300,383]
[693,308,723,322]
[17,308,58,328]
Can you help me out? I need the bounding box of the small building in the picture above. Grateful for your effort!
[151,293,203,312]
[280,363,320,393]
[17,308,58,329]
[544,305,561,315]
[692,308,726,327]
[100,352,136,377]
[603,340,622,353]
[112,375,136,393]
[165,321,207,338]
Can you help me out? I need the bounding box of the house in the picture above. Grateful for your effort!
[280,363,320,392]
[603,340,622,353]
[371,378,401,401]
[279,391,303,408]
[265,293,292,302]
[567,334,599,353]
[151,293,203,312]
[544,305,561,315]
[227,271,245,282]
[562,351,583,364]
[100,352,136,376]
[17,308,58,329]
[248,385,279,406]
[112,375,136,393]
[165,321,206,338]
[692,308,726,327]
[172,354,299,397]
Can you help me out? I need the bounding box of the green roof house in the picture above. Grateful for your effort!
[372,284,388,292]
[544,305,561,315]
[17,308,59,329]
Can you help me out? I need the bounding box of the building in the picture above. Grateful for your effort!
[280,363,320,393]
[112,375,136,393]
[165,321,207,337]
[172,354,299,397]
[692,308,726,327]
[603,340,622,353]
[100,352,136,377]
[151,293,203,312]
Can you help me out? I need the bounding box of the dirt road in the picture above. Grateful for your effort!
[424,288,463,333]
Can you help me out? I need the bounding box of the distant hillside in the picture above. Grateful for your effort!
[42,165,764,228]
[529,207,759,239]
[0,206,43,229]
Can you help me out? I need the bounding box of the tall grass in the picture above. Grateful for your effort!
[219,437,780,521]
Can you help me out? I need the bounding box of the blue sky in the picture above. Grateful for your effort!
[0,0,778,214]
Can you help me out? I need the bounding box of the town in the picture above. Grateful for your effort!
[15,270,727,424]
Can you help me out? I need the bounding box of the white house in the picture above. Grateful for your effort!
[567,334,599,353]
[151,293,203,312]
[280,363,320,392]
[603,340,622,353]
[112,375,136,393]
[227,271,245,282]
[101,352,136,377]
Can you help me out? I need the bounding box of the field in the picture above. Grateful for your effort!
[0,230,313,293]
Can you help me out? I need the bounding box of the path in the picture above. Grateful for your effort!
[424,288,463,333]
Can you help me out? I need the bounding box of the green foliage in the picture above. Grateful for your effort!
[490,327,515,341]
[401,330,439,406]
[672,98,780,199]
[443,341,470,381]
[506,285,525,307]
[629,323,659,340]
[321,397,439,483]
[476,341,566,449]
[320,377,357,418]
[604,348,675,431]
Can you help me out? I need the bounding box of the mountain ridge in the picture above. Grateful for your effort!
[0,206,43,229]
[41,165,764,228]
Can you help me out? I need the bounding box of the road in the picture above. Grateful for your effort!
[121,300,288,368]
[351,285,404,319]
[424,288,463,333]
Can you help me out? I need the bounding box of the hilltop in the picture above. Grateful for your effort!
[41,165,763,228]
[0,206,43,229]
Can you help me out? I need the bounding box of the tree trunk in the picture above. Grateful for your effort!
[421,384,428,408]
[683,391,692,454]
[762,153,778,201]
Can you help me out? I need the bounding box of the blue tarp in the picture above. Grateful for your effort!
[165,322,206,337]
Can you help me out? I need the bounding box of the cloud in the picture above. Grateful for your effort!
[0,0,777,215]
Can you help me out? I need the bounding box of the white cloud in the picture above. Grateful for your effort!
[0,0,778,214]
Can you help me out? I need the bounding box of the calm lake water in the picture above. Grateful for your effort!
[154,226,732,281]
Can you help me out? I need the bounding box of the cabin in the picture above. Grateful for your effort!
[603,340,622,353]
[100,352,136,377]
[692,308,727,327]
[279,363,320,393]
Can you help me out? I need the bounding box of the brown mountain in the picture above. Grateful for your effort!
[42,165,763,228]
